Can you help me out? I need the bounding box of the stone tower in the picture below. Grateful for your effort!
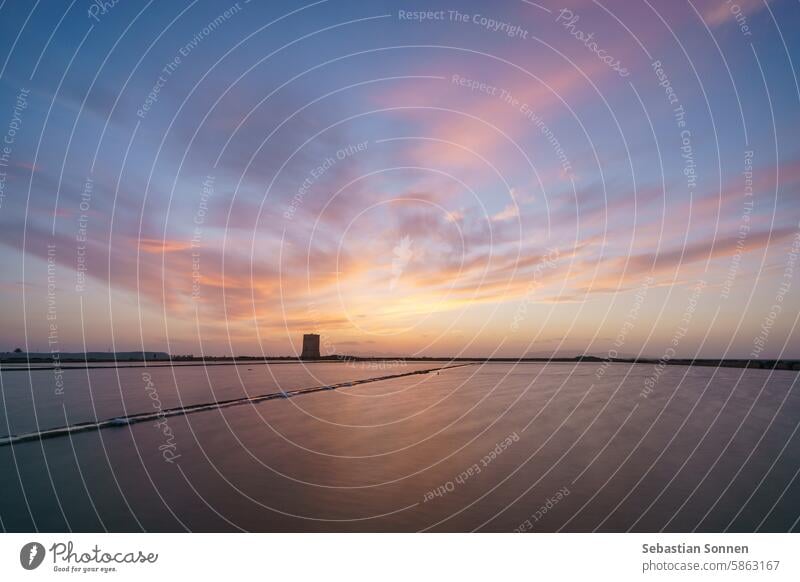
[301,333,321,360]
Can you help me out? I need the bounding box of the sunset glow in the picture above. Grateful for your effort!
[0,0,798,360]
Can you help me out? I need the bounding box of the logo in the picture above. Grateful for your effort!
[20,542,46,570]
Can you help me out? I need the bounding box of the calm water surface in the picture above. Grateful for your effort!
[1,362,798,532]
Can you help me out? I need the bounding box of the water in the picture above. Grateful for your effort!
[0,362,798,532]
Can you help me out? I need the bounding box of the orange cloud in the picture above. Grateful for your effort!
[137,238,193,254]
[701,0,770,27]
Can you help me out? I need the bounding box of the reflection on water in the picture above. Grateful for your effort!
[0,362,798,532]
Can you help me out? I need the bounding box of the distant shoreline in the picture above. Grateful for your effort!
[1,355,798,372]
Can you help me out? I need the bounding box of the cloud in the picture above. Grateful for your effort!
[700,0,770,27]
[492,204,520,222]
[137,239,193,254]
[573,225,798,297]
[629,226,797,273]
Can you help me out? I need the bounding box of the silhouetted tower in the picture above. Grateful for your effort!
[301,334,321,360]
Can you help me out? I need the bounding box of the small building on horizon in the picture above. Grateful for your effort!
[301,334,321,360]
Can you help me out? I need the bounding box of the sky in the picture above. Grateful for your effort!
[0,0,799,359]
